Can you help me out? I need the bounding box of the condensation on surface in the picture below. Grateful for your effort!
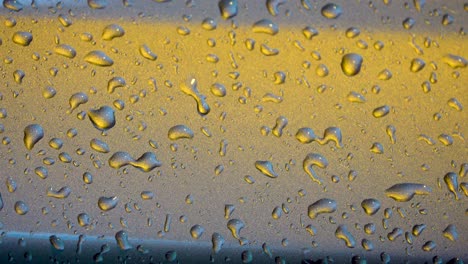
[0,0,467,263]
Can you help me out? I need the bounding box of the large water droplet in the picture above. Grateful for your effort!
[115,230,132,250]
[168,125,194,140]
[12,31,33,46]
[218,0,238,19]
[102,24,125,40]
[98,196,119,211]
[255,160,278,178]
[341,53,363,76]
[385,183,432,202]
[252,19,279,35]
[321,3,342,19]
[88,106,116,131]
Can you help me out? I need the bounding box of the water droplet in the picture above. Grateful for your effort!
[43,86,57,99]
[212,232,225,254]
[266,0,285,16]
[441,14,454,26]
[190,224,205,239]
[345,27,360,38]
[98,196,119,211]
[341,53,363,76]
[410,58,425,72]
[77,213,91,227]
[422,240,436,252]
[444,172,459,200]
[296,127,318,143]
[272,116,288,137]
[218,0,238,19]
[227,219,244,239]
[88,0,107,9]
[335,225,355,248]
[370,142,384,154]
[255,160,278,178]
[260,44,279,56]
[387,228,403,241]
[34,166,48,179]
[402,17,415,29]
[447,98,463,111]
[438,133,453,146]
[347,91,366,103]
[321,3,342,19]
[54,44,77,58]
[102,24,125,40]
[272,206,282,219]
[47,186,71,199]
[168,125,194,140]
[108,151,162,172]
[302,26,319,39]
[180,77,210,115]
[210,83,226,97]
[442,224,458,241]
[308,198,337,219]
[385,183,432,202]
[50,235,65,251]
[90,138,110,153]
[107,76,126,93]
[139,44,157,61]
[13,69,25,84]
[361,199,381,215]
[24,124,44,150]
[14,200,29,215]
[84,50,114,67]
[241,250,253,263]
[361,239,374,251]
[412,224,426,236]
[377,69,393,80]
[114,230,132,250]
[88,106,116,131]
[372,105,390,118]
[442,54,467,69]
[3,0,23,11]
[303,153,328,185]
[201,17,217,30]
[12,31,33,46]
[386,125,397,144]
[252,19,279,35]
[68,92,88,113]
[315,64,329,77]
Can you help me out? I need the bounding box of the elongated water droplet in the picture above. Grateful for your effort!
[227,219,244,239]
[442,224,458,241]
[308,198,337,219]
[212,232,224,254]
[442,54,467,69]
[90,138,110,153]
[12,31,33,46]
[272,116,288,137]
[24,124,44,150]
[107,77,126,94]
[47,186,71,199]
[168,125,194,140]
[303,153,328,185]
[321,3,342,19]
[50,235,65,251]
[266,0,285,16]
[372,105,390,118]
[296,127,317,144]
[444,172,459,200]
[180,77,210,115]
[98,196,119,211]
[84,50,114,67]
[255,160,278,178]
[115,230,132,250]
[335,225,355,248]
[385,183,432,202]
[69,92,88,113]
[102,24,125,40]
[54,44,77,58]
[139,44,157,60]
[252,19,278,35]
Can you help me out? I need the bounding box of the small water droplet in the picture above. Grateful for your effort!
[218,0,238,19]
[98,196,119,211]
[168,125,194,140]
[321,3,342,19]
[252,19,279,35]
[190,224,205,239]
[361,199,381,215]
[49,235,65,251]
[255,160,278,178]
